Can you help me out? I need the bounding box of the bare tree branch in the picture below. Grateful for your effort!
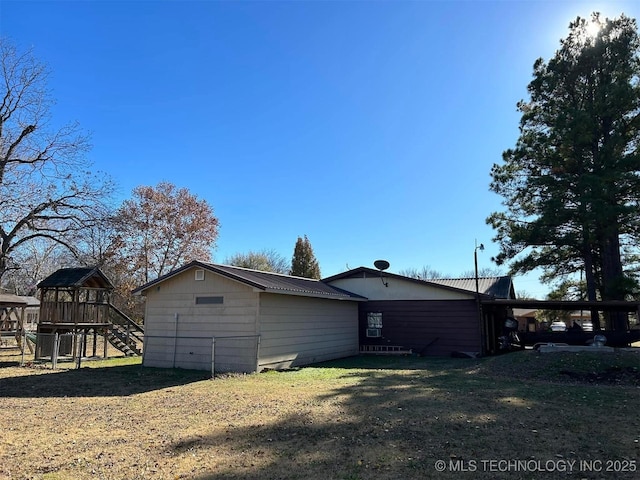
[0,38,114,283]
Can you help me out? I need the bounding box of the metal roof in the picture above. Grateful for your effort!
[133,261,366,301]
[428,276,515,299]
[322,267,515,299]
[37,267,114,290]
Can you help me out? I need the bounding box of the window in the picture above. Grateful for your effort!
[366,328,381,338]
[194,269,205,281]
[195,296,223,305]
[366,312,382,337]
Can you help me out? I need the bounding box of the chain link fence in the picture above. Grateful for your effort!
[143,334,261,375]
[2,330,125,369]
[2,331,85,368]
[4,331,262,374]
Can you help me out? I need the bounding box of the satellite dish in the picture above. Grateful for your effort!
[374,260,390,271]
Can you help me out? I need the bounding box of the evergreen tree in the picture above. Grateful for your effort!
[290,235,321,279]
[488,13,640,329]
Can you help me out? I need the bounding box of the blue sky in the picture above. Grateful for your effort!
[2,0,638,298]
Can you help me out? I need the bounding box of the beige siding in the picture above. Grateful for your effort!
[328,276,474,301]
[142,267,259,371]
[258,294,358,370]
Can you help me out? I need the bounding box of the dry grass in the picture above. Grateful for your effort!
[1,348,639,480]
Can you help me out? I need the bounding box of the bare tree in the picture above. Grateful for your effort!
[225,249,289,274]
[72,216,141,319]
[74,214,123,269]
[0,39,114,283]
[0,237,73,295]
[399,265,446,280]
[459,267,505,278]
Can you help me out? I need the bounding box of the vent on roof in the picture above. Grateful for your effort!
[195,269,205,281]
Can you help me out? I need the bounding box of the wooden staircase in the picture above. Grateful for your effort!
[107,305,144,356]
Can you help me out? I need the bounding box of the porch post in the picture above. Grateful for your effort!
[474,241,485,355]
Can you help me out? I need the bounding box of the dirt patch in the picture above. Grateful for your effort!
[559,365,640,385]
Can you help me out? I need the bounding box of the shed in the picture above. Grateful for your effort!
[323,267,515,356]
[133,261,364,373]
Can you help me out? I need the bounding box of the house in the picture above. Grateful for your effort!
[513,308,538,332]
[22,296,40,331]
[514,308,595,334]
[134,262,517,373]
[133,261,365,372]
[323,267,516,357]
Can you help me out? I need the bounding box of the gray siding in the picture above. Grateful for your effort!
[258,294,358,370]
[143,267,259,371]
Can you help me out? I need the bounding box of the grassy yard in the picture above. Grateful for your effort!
[0,348,638,480]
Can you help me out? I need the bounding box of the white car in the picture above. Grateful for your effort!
[550,321,568,332]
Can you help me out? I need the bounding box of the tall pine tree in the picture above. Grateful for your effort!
[290,235,321,279]
[488,13,640,328]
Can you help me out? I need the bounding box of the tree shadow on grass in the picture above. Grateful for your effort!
[166,368,639,480]
[0,364,211,397]
[310,354,480,372]
[0,360,22,368]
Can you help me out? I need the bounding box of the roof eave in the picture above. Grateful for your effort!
[132,261,274,295]
[132,260,204,295]
[483,298,640,311]
[323,267,496,298]
[262,288,366,301]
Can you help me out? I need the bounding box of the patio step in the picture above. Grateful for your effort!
[360,345,412,355]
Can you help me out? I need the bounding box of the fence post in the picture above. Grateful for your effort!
[52,332,59,370]
[20,330,26,366]
[211,337,215,378]
[255,335,261,373]
[173,313,179,368]
[76,334,84,369]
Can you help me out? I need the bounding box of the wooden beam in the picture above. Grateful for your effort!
[482,299,640,311]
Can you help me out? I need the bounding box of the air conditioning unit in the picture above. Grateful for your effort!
[366,328,381,338]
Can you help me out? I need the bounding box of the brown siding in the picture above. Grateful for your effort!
[360,300,481,356]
